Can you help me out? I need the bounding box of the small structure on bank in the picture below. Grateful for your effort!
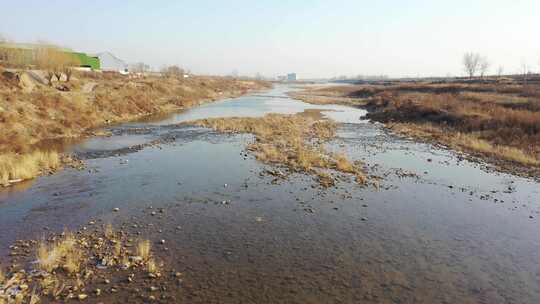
[94,52,129,74]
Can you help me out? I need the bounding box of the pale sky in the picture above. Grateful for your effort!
[1,0,540,78]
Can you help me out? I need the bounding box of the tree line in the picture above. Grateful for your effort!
[463,52,538,79]
[0,37,80,85]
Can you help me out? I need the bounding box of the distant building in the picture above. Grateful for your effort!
[287,73,297,82]
[94,52,128,74]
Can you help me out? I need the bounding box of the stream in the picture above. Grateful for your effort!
[1,85,539,303]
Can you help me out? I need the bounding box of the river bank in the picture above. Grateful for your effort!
[291,82,540,179]
[0,70,270,186]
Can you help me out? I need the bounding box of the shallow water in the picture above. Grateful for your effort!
[1,85,539,303]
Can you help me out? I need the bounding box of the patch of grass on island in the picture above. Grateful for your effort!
[190,111,367,186]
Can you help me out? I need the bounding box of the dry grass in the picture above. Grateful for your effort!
[0,150,60,186]
[37,232,82,274]
[191,112,367,186]
[104,223,114,239]
[297,82,540,173]
[0,69,269,186]
[452,133,540,166]
[137,239,152,261]
[0,72,269,154]
[147,258,158,274]
[1,224,162,303]
[389,122,540,167]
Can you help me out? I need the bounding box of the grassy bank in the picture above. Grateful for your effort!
[293,82,540,177]
[189,111,367,186]
[0,151,60,186]
[0,69,270,186]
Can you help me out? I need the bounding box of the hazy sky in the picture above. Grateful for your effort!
[2,0,540,78]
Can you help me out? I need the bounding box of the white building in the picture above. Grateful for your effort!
[95,52,129,74]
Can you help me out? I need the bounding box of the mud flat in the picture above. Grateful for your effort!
[1,85,539,303]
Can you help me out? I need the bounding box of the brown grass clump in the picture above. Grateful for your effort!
[335,153,356,173]
[191,112,367,186]
[104,223,114,239]
[147,258,158,274]
[0,150,60,186]
[137,239,152,261]
[37,232,82,274]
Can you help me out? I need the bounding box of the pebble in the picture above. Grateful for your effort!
[78,294,88,301]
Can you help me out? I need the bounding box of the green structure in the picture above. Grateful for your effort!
[0,43,101,70]
[73,52,100,70]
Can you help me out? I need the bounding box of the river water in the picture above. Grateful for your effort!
[1,85,539,303]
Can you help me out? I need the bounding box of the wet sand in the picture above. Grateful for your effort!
[1,85,539,303]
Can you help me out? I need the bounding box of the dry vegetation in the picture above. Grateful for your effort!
[0,151,60,186]
[295,82,540,177]
[0,65,269,186]
[190,111,367,186]
[0,225,163,303]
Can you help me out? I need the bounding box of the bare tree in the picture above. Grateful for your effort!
[130,62,150,75]
[463,52,481,78]
[521,62,531,87]
[35,45,80,85]
[161,65,184,78]
[496,66,504,78]
[0,36,29,68]
[479,57,490,78]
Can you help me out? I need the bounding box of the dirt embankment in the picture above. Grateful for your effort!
[293,82,540,178]
[0,69,270,186]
